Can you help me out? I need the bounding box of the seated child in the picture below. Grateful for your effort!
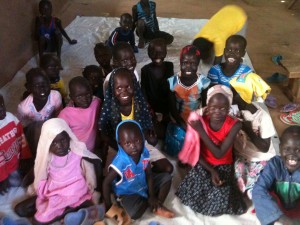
[40,54,67,103]
[103,42,140,94]
[103,120,174,220]
[99,67,173,174]
[253,126,300,225]
[35,0,77,59]
[176,85,246,216]
[107,13,138,53]
[82,65,104,101]
[0,94,32,195]
[132,0,174,48]
[94,42,113,77]
[166,45,210,155]
[141,38,174,138]
[58,76,101,153]
[14,118,103,224]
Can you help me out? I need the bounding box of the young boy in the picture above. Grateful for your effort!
[0,94,32,195]
[253,126,300,225]
[82,65,104,101]
[103,120,174,220]
[35,0,77,60]
[94,42,113,77]
[132,0,174,48]
[107,13,138,53]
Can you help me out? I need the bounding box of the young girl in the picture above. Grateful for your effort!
[94,42,113,77]
[15,118,102,224]
[176,85,246,216]
[82,65,104,101]
[99,67,173,174]
[166,45,210,155]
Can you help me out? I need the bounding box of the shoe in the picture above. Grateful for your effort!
[280,103,299,113]
[272,55,283,65]
[266,73,287,83]
[280,111,300,125]
[265,95,277,109]
[0,216,31,225]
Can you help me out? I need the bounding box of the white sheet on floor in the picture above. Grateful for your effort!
[0,16,270,225]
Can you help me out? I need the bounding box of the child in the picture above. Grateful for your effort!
[193,5,247,65]
[14,118,102,224]
[132,0,174,48]
[82,65,104,101]
[141,38,174,138]
[103,42,139,94]
[103,120,174,220]
[0,94,32,195]
[253,126,300,225]
[40,54,67,102]
[165,45,210,155]
[99,67,173,174]
[94,42,113,77]
[176,85,246,216]
[107,13,138,53]
[58,76,101,153]
[35,0,77,59]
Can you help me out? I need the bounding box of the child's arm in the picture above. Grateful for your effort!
[199,158,223,186]
[102,169,118,210]
[190,119,242,158]
[132,5,138,31]
[145,164,160,210]
[55,18,77,44]
[168,90,187,130]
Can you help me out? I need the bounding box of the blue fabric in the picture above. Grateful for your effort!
[207,64,252,87]
[107,27,135,49]
[136,1,158,32]
[164,122,186,157]
[252,156,300,225]
[39,17,56,40]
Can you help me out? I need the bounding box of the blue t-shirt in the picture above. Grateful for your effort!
[107,27,135,49]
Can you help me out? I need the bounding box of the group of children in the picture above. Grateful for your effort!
[1,1,300,225]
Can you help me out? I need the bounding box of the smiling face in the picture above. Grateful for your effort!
[120,14,133,32]
[114,48,137,73]
[224,38,246,67]
[50,131,70,157]
[180,53,199,78]
[70,81,93,109]
[113,70,134,106]
[28,73,51,103]
[148,40,167,66]
[207,93,229,123]
[0,95,6,120]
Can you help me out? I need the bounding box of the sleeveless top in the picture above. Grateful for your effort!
[39,17,56,40]
[136,1,158,32]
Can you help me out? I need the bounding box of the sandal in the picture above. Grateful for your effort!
[0,216,31,225]
[280,112,300,125]
[105,204,131,225]
[265,95,277,109]
[280,103,299,113]
[272,55,283,65]
[266,72,287,83]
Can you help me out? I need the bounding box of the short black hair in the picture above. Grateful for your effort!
[226,35,247,49]
[192,37,213,60]
[117,121,142,141]
[281,126,300,142]
[148,38,166,58]
[112,42,132,60]
[39,0,51,9]
[82,65,102,78]
[69,76,91,94]
[25,68,48,84]
[120,13,132,20]
[40,54,60,68]
[94,42,111,55]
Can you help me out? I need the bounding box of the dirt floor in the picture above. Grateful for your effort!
[16,0,300,135]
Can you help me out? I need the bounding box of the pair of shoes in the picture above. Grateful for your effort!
[280,111,300,125]
[64,204,105,225]
[266,72,287,83]
[0,216,31,225]
[280,103,299,113]
[265,95,277,109]
[272,54,283,65]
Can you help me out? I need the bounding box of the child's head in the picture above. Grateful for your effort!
[120,13,133,32]
[94,43,112,70]
[224,35,247,66]
[148,38,167,66]
[112,42,137,73]
[82,65,104,92]
[39,0,52,18]
[25,68,51,102]
[280,126,300,173]
[192,37,213,61]
[40,54,61,82]
[206,85,233,121]
[117,120,144,158]
[0,94,6,120]
[69,76,93,109]
[49,131,70,157]
[180,45,201,78]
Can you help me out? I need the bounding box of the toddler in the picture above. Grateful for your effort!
[99,67,173,174]
[82,65,104,101]
[0,94,32,194]
[107,13,138,53]
[14,118,102,224]
[176,85,246,216]
[94,42,113,77]
[132,0,173,48]
[253,126,300,225]
[103,120,174,220]
[35,0,77,59]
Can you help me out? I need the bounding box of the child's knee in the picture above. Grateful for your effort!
[137,19,146,29]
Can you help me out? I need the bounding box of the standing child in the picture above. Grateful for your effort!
[103,120,174,221]
[94,42,113,77]
[82,65,105,101]
[14,118,103,225]
[35,0,77,60]
[176,85,246,216]
[0,94,32,194]
[132,0,174,48]
[99,67,173,174]
[107,13,138,53]
[141,38,174,138]
[253,126,300,225]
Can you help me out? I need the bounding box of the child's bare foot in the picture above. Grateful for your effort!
[153,206,175,218]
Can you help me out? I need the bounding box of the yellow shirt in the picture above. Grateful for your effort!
[50,78,67,99]
[121,100,134,120]
[194,5,247,57]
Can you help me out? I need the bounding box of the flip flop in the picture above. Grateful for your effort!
[280,103,299,113]
[280,112,300,126]
[0,216,31,225]
[265,95,277,109]
[266,73,287,83]
[149,221,162,225]
[272,55,283,65]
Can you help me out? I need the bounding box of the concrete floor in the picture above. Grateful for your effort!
[41,0,300,135]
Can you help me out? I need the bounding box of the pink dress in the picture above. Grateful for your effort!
[35,151,92,223]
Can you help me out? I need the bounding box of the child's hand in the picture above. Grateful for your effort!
[145,129,158,146]
[69,39,77,45]
[148,196,161,211]
[210,169,224,186]
[189,120,203,133]
[0,178,9,195]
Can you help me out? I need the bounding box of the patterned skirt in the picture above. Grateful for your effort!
[176,163,246,216]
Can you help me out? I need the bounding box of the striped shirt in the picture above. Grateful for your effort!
[137,1,158,32]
